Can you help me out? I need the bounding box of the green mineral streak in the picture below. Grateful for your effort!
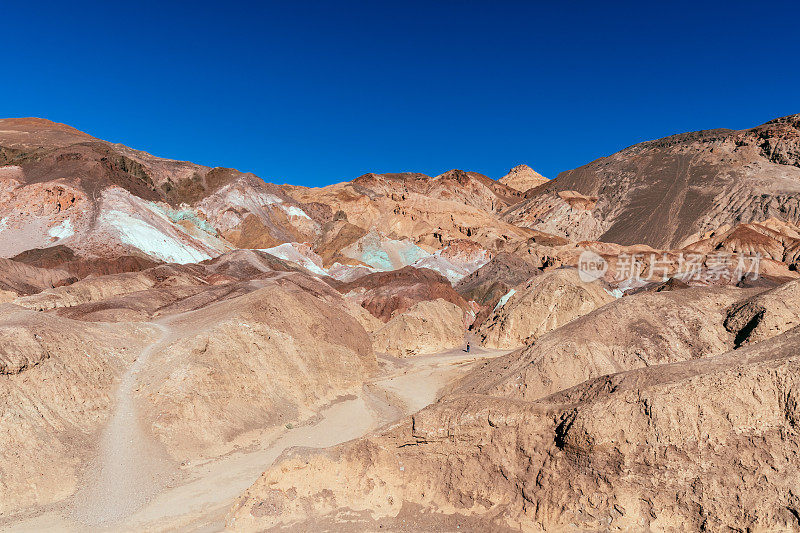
[150,203,218,236]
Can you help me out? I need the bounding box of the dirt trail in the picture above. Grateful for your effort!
[69,323,177,527]
[4,343,506,533]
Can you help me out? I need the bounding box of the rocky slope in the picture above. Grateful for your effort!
[230,322,800,531]
[724,279,800,346]
[475,267,615,349]
[282,170,533,252]
[683,217,800,266]
[460,285,755,400]
[3,113,800,530]
[505,114,800,249]
[371,299,466,357]
[138,272,378,459]
[0,250,378,518]
[455,252,543,305]
[0,118,325,263]
[228,280,800,531]
[335,266,470,322]
[0,256,75,295]
[0,305,157,514]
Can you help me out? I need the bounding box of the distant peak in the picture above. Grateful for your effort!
[498,164,548,192]
[435,169,470,179]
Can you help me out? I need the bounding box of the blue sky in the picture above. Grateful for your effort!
[2,1,798,187]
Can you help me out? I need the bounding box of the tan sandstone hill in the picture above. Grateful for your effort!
[0,305,157,514]
[229,323,800,531]
[371,298,465,357]
[4,112,800,531]
[476,267,615,349]
[0,260,378,519]
[498,164,548,192]
[724,278,800,346]
[282,170,534,252]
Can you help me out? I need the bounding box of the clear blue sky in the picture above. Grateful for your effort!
[2,1,798,187]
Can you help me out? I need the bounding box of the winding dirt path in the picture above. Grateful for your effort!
[69,323,177,527]
[5,343,506,532]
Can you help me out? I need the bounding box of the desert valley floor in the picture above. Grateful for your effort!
[2,115,800,531]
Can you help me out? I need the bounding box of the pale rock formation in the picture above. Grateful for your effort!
[477,267,614,348]
[498,164,548,192]
[0,305,156,514]
[372,299,465,357]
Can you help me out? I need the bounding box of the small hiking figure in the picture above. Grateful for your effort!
[465,342,470,353]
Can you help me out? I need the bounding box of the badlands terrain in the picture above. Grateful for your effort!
[0,114,800,531]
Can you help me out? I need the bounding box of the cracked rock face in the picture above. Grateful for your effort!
[724,279,800,346]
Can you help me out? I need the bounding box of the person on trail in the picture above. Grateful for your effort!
[466,342,470,353]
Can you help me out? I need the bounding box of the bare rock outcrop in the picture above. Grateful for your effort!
[476,268,615,349]
[497,164,548,192]
[337,266,469,322]
[411,239,492,284]
[682,217,800,266]
[455,252,542,306]
[0,118,321,265]
[138,273,378,458]
[724,278,800,346]
[13,264,206,311]
[372,299,465,357]
[0,256,74,295]
[465,285,751,400]
[1,261,379,517]
[12,244,159,279]
[283,171,533,252]
[7,113,800,531]
[0,306,156,515]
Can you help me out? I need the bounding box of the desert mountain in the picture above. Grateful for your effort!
[0,118,326,264]
[498,163,548,192]
[505,114,800,249]
[1,253,377,519]
[282,170,533,252]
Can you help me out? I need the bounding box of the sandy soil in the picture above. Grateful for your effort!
[2,331,506,533]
